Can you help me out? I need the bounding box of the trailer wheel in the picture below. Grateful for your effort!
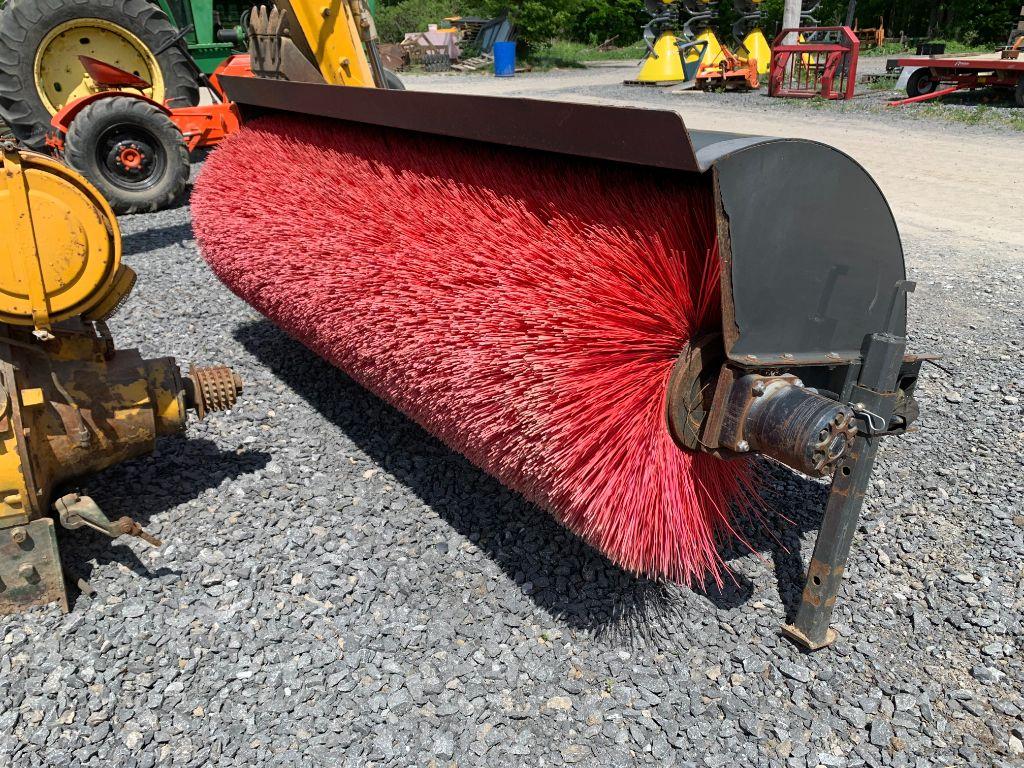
[0,0,200,150]
[1016,75,1024,108]
[63,97,189,215]
[906,68,937,98]
[383,69,406,91]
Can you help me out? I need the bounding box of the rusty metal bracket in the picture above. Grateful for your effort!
[0,518,68,614]
[55,493,162,547]
[667,341,858,479]
[248,5,327,83]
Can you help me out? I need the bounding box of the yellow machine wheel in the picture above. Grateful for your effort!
[0,146,131,327]
[34,19,166,115]
[0,0,200,150]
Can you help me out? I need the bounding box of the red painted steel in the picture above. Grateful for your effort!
[894,55,1024,73]
[769,26,860,100]
[889,52,1024,106]
[48,55,250,153]
[172,101,242,152]
[887,85,961,107]
[78,55,153,89]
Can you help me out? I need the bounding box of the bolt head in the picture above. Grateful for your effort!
[17,563,39,584]
[736,440,750,453]
[10,527,26,545]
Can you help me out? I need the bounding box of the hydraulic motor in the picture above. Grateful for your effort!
[0,143,242,614]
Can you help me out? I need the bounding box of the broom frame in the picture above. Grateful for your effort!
[211,76,933,651]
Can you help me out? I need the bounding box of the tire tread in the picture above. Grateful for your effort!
[0,0,200,149]
[64,96,189,214]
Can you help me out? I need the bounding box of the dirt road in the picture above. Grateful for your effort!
[408,66,1023,257]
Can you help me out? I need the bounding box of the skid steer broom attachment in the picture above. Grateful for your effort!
[194,74,930,651]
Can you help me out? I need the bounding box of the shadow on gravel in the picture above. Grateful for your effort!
[698,464,831,624]
[121,222,195,255]
[235,319,828,640]
[58,437,270,606]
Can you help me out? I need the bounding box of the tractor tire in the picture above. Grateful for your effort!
[906,68,937,98]
[0,0,200,150]
[1016,75,1024,108]
[63,97,189,214]
[383,69,406,91]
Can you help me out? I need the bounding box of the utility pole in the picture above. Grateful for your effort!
[783,0,802,43]
[845,0,857,28]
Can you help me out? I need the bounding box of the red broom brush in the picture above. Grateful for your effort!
[192,115,759,585]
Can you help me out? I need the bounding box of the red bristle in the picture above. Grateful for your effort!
[192,115,759,584]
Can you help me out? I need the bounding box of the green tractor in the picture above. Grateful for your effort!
[0,0,380,149]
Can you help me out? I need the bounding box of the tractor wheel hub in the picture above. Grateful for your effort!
[106,138,153,178]
[117,145,143,170]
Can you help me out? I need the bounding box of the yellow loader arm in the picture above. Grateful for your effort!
[251,0,387,87]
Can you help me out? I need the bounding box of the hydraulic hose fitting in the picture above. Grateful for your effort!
[739,377,857,477]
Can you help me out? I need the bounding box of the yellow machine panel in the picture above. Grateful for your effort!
[636,34,688,83]
[275,0,376,86]
[0,142,243,615]
[689,29,724,67]
[741,29,771,75]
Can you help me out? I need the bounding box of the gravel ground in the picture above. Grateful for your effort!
[1,96,1023,767]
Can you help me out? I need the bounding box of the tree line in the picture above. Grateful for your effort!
[377,0,1023,48]
[785,0,1021,44]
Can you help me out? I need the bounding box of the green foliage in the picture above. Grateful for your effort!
[376,0,1022,50]
[758,0,1019,45]
[531,38,646,68]
[562,0,648,45]
[870,38,987,56]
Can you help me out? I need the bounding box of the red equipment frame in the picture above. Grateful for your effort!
[887,51,1024,106]
[769,27,860,101]
[48,55,251,153]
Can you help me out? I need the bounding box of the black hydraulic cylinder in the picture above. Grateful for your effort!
[744,382,856,478]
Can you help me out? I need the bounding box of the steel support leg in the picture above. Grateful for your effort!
[782,283,912,650]
[782,433,880,649]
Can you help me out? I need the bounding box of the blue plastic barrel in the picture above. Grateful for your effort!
[494,41,516,77]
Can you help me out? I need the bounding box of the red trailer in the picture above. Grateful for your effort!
[889,48,1024,107]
